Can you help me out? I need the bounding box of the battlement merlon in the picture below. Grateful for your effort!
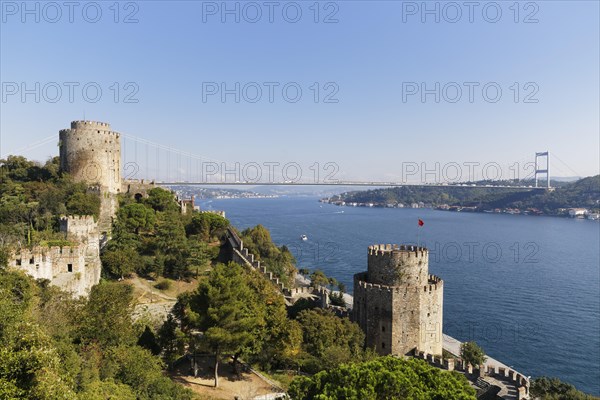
[59,214,96,222]
[59,214,99,241]
[59,214,98,228]
[59,128,120,138]
[368,244,428,258]
[354,272,443,292]
[70,120,111,130]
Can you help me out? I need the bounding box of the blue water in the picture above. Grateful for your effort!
[200,196,600,395]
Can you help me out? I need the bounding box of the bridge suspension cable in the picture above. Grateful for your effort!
[119,132,223,182]
[1,134,57,159]
[550,153,580,177]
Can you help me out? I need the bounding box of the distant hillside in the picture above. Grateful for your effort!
[331,176,600,215]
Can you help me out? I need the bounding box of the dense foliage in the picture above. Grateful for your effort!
[240,224,297,287]
[0,270,193,399]
[336,176,600,214]
[171,262,372,386]
[288,356,477,400]
[102,188,227,279]
[0,156,101,247]
[531,377,600,400]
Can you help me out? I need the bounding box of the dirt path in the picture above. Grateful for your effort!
[171,357,282,400]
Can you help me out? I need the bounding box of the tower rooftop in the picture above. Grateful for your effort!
[70,120,111,129]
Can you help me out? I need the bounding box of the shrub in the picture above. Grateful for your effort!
[154,280,172,291]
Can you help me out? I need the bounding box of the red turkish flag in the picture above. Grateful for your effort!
[418,219,424,227]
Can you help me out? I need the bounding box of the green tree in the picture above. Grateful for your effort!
[154,212,188,278]
[157,314,187,369]
[309,270,329,287]
[77,282,136,348]
[117,203,156,234]
[180,263,265,387]
[66,192,101,218]
[186,241,212,277]
[77,380,137,400]
[144,188,180,213]
[0,155,37,181]
[460,341,487,368]
[288,356,477,400]
[101,345,192,400]
[186,212,229,241]
[137,326,161,356]
[241,225,297,286]
[100,247,141,278]
[296,309,365,372]
[244,267,302,370]
[530,377,599,400]
[0,270,78,400]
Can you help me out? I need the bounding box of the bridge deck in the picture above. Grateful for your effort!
[156,182,546,189]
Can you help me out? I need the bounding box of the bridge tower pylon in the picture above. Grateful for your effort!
[534,151,550,188]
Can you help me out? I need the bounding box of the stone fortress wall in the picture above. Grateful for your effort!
[415,347,530,399]
[8,215,101,297]
[10,120,121,296]
[353,244,443,356]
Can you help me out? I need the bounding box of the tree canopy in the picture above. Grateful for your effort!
[288,356,477,400]
[0,156,101,248]
[531,377,600,400]
[460,341,486,367]
[240,224,297,287]
[0,270,193,399]
[101,187,225,280]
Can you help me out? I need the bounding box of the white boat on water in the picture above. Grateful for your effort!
[300,234,308,241]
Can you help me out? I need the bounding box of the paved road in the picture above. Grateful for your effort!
[443,334,511,370]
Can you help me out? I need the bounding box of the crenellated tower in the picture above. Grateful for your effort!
[353,244,443,356]
[59,120,121,233]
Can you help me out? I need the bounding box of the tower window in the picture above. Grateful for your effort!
[16,259,21,266]
[67,264,73,272]
[381,342,385,349]
[427,313,430,317]
[29,257,34,264]
[382,326,385,332]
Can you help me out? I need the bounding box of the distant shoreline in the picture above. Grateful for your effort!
[319,198,600,221]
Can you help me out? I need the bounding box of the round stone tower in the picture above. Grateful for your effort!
[353,244,443,356]
[59,121,122,234]
[59,121,121,193]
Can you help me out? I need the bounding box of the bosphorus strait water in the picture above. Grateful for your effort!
[199,196,600,395]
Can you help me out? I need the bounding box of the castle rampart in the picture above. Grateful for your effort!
[9,214,101,297]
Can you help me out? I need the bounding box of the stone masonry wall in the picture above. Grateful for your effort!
[59,120,121,233]
[354,244,443,356]
[9,215,101,297]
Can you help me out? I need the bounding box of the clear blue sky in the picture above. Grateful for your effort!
[1,1,598,182]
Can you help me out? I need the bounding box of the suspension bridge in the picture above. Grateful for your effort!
[5,126,582,191]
